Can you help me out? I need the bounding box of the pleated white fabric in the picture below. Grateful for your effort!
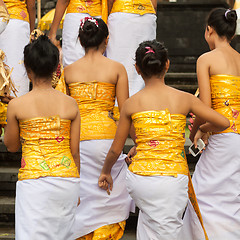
[0,19,30,96]
[73,139,134,238]
[126,170,188,240]
[62,13,101,67]
[106,12,156,97]
[181,133,240,240]
[15,177,80,240]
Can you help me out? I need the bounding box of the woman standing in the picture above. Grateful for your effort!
[181,8,240,240]
[99,40,230,239]
[5,35,80,240]
[64,17,133,239]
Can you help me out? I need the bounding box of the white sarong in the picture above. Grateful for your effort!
[15,176,80,240]
[126,170,188,240]
[73,139,134,238]
[106,12,156,97]
[181,133,240,240]
[62,13,101,67]
[0,19,29,96]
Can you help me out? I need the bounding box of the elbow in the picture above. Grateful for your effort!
[225,119,230,130]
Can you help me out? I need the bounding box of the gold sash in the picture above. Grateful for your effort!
[4,0,29,22]
[111,0,156,15]
[18,116,79,181]
[210,75,240,134]
[68,81,117,141]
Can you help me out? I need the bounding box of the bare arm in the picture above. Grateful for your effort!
[70,102,80,174]
[189,54,212,141]
[151,0,157,12]
[4,100,21,152]
[26,0,36,33]
[49,0,70,43]
[99,101,132,191]
[107,0,115,15]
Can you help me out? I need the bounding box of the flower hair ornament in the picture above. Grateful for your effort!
[80,17,99,31]
[225,9,231,20]
[145,46,155,54]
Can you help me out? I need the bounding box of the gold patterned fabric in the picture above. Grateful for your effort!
[0,5,10,23]
[0,101,7,125]
[111,0,156,15]
[4,0,29,22]
[67,0,102,17]
[77,221,125,240]
[68,81,117,141]
[18,116,79,181]
[129,109,188,177]
[210,75,240,134]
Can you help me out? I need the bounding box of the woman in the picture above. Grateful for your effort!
[64,17,133,239]
[98,40,230,239]
[4,35,80,240]
[0,0,35,97]
[181,8,240,240]
[49,0,106,67]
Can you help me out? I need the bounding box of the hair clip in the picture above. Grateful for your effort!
[80,17,99,31]
[225,9,231,20]
[145,46,155,54]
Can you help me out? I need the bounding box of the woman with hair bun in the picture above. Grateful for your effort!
[98,39,230,239]
[64,17,133,239]
[4,35,81,240]
[181,8,240,240]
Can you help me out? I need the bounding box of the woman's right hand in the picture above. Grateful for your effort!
[98,173,113,195]
[125,145,137,165]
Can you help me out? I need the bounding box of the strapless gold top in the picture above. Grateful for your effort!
[18,116,79,181]
[68,82,117,141]
[210,75,240,134]
[129,109,188,177]
[67,0,102,16]
[4,0,29,22]
[111,0,156,15]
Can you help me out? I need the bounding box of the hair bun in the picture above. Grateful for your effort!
[225,9,237,22]
[82,21,98,36]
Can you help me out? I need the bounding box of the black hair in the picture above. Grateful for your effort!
[135,40,168,78]
[207,8,237,41]
[78,18,109,49]
[24,35,59,78]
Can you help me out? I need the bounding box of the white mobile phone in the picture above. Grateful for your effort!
[189,139,205,157]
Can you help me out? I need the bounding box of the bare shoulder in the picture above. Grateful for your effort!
[105,57,126,73]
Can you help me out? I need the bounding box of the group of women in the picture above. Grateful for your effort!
[1,1,240,240]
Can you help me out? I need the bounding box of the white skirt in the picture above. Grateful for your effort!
[0,19,30,97]
[62,13,101,67]
[15,176,80,240]
[126,170,188,240]
[181,133,240,240]
[73,139,134,238]
[106,12,156,97]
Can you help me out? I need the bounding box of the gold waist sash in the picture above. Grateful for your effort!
[68,81,117,141]
[111,0,155,15]
[4,0,29,22]
[18,116,79,181]
[67,0,102,16]
[129,110,188,176]
[210,75,240,134]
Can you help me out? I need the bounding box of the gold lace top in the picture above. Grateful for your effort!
[18,116,79,181]
[210,75,240,134]
[129,109,188,177]
[68,82,117,141]
[4,0,29,22]
[111,0,156,15]
[67,0,102,17]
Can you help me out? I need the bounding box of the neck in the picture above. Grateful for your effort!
[144,75,166,88]
[85,47,105,57]
[31,77,53,90]
[213,37,230,50]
